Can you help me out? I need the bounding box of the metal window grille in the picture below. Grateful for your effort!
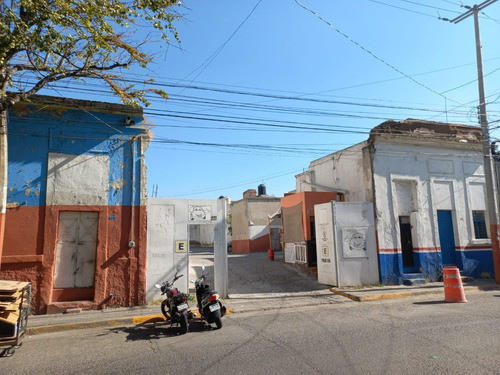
[295,244,307,263]
[472,210,488,239]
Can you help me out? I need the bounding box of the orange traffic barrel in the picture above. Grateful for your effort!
[268,249,274,261]
[443,266,467,303]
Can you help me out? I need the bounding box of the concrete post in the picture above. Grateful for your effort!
[214,197,228,297]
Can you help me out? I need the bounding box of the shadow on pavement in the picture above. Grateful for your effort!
[104,320,217,341]
[412,301,448,305]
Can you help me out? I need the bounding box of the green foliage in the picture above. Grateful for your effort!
[0,0,182,109]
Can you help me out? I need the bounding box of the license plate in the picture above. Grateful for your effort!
[177,303,188,311]
[209,303,220,312]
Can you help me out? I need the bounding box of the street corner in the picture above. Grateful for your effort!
[329,288,362,302]
[329,286,445,302]
[132,315,166,324]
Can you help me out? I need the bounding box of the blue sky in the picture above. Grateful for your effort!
[43,1,500,201]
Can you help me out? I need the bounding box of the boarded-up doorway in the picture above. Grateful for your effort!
[53,211,98,301]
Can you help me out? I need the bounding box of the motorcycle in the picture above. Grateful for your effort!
[155,265,190,334]
[192,265,226,329]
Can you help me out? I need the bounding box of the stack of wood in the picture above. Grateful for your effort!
[0,281,31,339]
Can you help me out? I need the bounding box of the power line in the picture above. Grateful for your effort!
[176,0,263,92]
[295,0,460,104]
[367,0,438,18]
[398,0,461,14]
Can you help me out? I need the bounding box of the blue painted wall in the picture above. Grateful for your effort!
[7,102,147,207]
[379,249,494,283]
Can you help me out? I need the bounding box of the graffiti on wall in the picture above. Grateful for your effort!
[189,205,212,221]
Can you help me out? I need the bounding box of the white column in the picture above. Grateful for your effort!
[214,197,228,297]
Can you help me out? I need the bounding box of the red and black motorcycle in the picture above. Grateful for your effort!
[155,265,190,334]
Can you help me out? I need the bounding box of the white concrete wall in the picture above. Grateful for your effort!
[296,142,368,202]
[371,141,488,251]
[146,198,226,302]
[47,153,109,205]
[189,224,215,246]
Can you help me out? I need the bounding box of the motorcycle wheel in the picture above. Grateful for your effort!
[160,300,170,320]
[214,316,222,329]
[179,312,189,334]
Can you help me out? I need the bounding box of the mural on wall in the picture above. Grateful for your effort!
[342,228,368,258]
[189,205,212,221]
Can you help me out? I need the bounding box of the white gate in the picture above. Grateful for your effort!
[54,212,98,288]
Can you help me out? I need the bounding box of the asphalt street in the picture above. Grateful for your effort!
[24,249,499,336]
[2,291,499,375]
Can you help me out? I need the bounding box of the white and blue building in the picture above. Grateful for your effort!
[296,119,496,284]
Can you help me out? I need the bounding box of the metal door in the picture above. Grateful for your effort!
[437,210,456,266]
[54,212,98,288]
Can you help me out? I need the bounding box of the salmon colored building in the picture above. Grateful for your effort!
[0,95,149,314]
[281,191,344,270]
[231,188,282,253]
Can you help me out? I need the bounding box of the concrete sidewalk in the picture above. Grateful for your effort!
[25,278,499,336]
[330,278,499,302]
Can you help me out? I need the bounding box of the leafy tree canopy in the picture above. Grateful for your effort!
[0,0,182,109]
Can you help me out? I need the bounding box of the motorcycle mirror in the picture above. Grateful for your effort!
[190,279,195,283]
[154,284,161,289]
[176,265,181,272]
[201,265,206,271]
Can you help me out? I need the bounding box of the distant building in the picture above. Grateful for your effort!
[231,187,281,253]
[0,95,149,314]
[297,119,495,284]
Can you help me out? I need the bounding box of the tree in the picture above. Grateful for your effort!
[0,0,182,263]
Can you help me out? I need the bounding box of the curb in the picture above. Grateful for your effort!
[330,284,499,302]
[27,308,235,336]
[329,288,444,302]
[27,317,136,335]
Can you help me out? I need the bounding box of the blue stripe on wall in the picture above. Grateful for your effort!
[379,249,495,283]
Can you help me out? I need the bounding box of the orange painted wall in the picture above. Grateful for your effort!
[232,234,269,253]
[281,192,343,241]
[0,212,4,261]
[0,205,147,314]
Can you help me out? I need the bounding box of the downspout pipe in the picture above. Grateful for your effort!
[129,136,137,249]
[128,136,137,306]
[0,109,7,266]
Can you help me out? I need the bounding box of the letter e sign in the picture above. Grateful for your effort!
[176,240,187,253]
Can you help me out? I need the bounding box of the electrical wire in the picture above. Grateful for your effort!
[295,1,461,105]
[176,0,263,93]
[397,0,461,14]
[367,0,437,18]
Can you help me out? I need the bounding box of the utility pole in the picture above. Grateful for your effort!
[445,0,500,284]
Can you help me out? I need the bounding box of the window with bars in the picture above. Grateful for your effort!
[472,210,488,239]
[295,244,307,263]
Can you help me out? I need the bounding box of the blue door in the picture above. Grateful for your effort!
[437,210,456,266]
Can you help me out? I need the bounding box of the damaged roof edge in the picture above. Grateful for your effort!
[369,118,482,143]
[8,92,143,117]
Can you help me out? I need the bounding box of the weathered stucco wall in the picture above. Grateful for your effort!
[146,198,222,302]
[231,197,281,253]
[295,121,495,284]
[373,140,494,283]
[0,97,148,314]
[296,143,367,202]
